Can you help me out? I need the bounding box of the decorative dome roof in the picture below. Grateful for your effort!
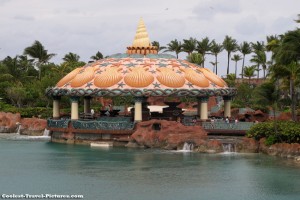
[46,20,236,98]
[47,54,236,97]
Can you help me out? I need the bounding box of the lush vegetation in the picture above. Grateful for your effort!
[247,121,300,145]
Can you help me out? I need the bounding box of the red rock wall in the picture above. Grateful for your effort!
[20,118,47,135]
[131,119,208,150]
[0,112,46,135]
[0,112,21,133]
[259,138,300,159]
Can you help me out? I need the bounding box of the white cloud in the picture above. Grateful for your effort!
[0,0,299,76]
[192,0,241,20]
[235,15,265,36]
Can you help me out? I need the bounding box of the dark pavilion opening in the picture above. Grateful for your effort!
[152,123,161,131]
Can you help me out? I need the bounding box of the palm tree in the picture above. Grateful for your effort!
[196,37,212,67]
[254,81,280,135]
[17,55,34,72]
[210,41,223,75]
[250,50,267,79]
[63,52,80,63]
[187,53,204,66]
[251,41,265,52]
[273,29,300,121]
[225,73,236,87]
[210,61,217,73]
[231,54,242,78]
[238,42,252,79]
[164,39,182,59]
[270,62,300,121]
[182,37,197,55]
[90,51,103,61]
[2,56,22,82]
[223,35,238,75]
[151,41,166,52]
[243,66,256,84]
[24,40,56,80]
[275,29,300,65]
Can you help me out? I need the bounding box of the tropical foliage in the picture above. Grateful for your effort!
[247,121,300,145]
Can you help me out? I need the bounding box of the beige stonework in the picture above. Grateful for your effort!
[134,101,142,122]
[53,100,60,119]
[71,101,79,120]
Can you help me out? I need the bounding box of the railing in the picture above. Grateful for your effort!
[201,122,254,131]
[47,117,134,131]
[71,120,135,130]
[47,118,70,128]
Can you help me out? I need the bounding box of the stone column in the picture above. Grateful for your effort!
[52,96,61,119]
[134,97,144,122]
[70,96,80,120]
[200,96,209,120]
[223,96,232,118]
[83,96,92,114]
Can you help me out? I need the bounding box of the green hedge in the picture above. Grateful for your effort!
[246,121,300,145]
[1,106,52,119]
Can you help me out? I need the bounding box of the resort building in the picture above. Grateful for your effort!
[46,19,237,144]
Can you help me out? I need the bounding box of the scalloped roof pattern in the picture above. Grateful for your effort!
[55,54,228,91]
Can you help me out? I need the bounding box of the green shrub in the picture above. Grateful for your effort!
[2,106,52,119]
[247,121,300,145]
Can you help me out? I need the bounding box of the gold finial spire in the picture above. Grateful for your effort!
[126,18,158,55]
[132,18,151,47]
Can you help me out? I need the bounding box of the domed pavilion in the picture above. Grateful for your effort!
[46,19,236,142]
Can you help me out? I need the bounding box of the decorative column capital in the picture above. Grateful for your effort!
[84,96,92,100]
[134,96,147,103]
[197,96,209,102]
[70,96,80,103]
[52,96,61,101]
[223,95,233,101]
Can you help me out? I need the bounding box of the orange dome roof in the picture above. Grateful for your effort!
[46,19,236,98]
[46,54,236,97]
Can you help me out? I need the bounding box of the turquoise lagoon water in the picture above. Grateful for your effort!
[0,139,300,200]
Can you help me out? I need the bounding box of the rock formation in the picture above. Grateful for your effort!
[0,112,21,133]
[20,117,47,135]
[0,112,46,135]
[131,119,207,150]
[259,138,300,159]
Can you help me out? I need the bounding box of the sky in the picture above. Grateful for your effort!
[0,0,299,77]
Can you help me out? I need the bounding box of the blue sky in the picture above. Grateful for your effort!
[0,0,299,77]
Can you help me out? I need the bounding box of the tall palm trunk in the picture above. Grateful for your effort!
[241,55,245,79]
[37,62,41,80]
[257,64,260,80]
[290,78,297,121]
[215,55,218,75]
[235,62,238,78]
[227,53,230,74]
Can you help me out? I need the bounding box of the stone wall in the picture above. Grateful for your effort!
[20,118,47,135]
[131,119,214,150]
[0,112,46,135]
[0,112,21,133]
[259,138,300,160]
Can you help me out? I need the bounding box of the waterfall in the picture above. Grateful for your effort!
[182,142,194,151]
[15,122,21,135]
[222,143,236,153]
[43,129,50,136]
